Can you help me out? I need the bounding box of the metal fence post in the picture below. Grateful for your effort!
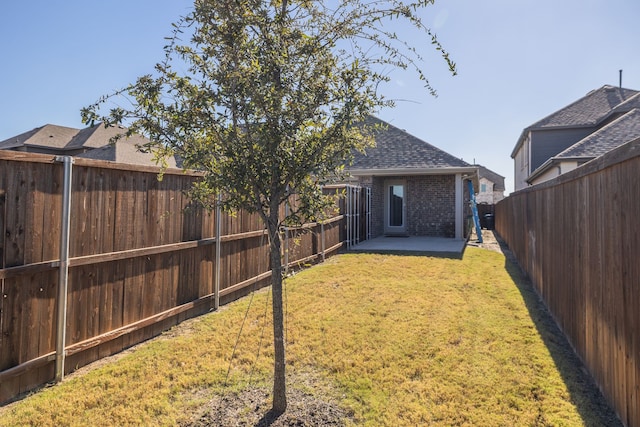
[346,186,351,250]
[356,187,360,244]
[320,221,326,262]
[284,191,290,274]
[54,156,73,382]
[367,187,371,240]
[214,193,221,310]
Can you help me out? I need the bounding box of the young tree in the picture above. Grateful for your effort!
[82,0,455,414]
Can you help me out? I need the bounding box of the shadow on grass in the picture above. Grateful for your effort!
[493,231,622,427]
[347,248,464,260]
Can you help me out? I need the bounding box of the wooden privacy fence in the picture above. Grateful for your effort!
[0,151,368,404]
[495,139,640,427]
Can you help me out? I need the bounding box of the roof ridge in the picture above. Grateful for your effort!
[528,85,639,130]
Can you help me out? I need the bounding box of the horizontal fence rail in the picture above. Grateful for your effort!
[495,139,640,427]
[0,151,366,404]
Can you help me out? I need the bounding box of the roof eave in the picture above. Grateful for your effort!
[526,156,592,184]
[526,158,557,183]
[511,129,530,158]
[348,166,478,177]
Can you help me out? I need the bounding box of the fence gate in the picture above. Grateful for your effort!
[345,185,371,250]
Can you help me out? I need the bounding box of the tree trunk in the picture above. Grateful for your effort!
[268,211,287,414]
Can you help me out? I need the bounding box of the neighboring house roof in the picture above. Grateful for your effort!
[76,137,177,168]
[531,85,638,129]
[0,124,79,151]
[527,107,640,183]
[556,108,640,159]
[65,123,147,150]
[348,116,475,175]
[476,165,505,191]
[610,92,640,114]
[0,123,178,167]
[511,85,640,158]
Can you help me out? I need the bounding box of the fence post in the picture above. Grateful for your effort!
[366,187,371,240]
[214,193,221,310]
[355,187,360,244]
[320,221,326,262]
[284,192,289,273]
[346,186,351,250]
[54,156,74,382]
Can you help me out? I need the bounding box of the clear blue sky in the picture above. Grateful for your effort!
[2,1,640,193]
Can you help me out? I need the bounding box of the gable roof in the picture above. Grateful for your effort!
[0,124,80,151]
[0,123,153,151]
[348,116,474,175]
[476,165,505,191]
[511,85,640,158]
[0,123,179,167]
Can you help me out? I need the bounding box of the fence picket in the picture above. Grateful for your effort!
[0,151,364,404]
[496,139,640,427]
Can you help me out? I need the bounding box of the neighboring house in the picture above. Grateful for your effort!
[346,116,478,239]
[475,165,505,205]
[511,85,640,190]
[0,123,178,167]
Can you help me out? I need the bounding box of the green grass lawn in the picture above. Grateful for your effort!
[0,247,620,426]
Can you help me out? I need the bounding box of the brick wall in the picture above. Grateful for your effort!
[357,174,457,238]
[357,176,384,237]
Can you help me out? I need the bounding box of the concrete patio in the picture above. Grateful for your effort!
[349,236,467,257]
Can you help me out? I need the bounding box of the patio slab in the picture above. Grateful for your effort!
[349,236,467,257]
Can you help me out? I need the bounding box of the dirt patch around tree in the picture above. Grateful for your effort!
[182,385,353,427]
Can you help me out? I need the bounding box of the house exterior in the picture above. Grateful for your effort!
[0,123,178,167]
[511,85,640,190]
[475,165,505,205]
[346,117,478,240]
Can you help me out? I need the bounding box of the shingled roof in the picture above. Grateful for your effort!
[555,108,640,159]
[0,123,178,167]
[511,85,640,158]
[476,165,505,191]
[0,124,79,150]
[348,116,473,175]
[76,137,178,167]
[531,85,639,129]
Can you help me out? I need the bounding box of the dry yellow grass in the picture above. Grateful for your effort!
[0,248,620,426]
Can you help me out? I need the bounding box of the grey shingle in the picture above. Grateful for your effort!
[530,85,639,129]
[476,165,505,191]
[350,116,471,170]
[556,108,640,159]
